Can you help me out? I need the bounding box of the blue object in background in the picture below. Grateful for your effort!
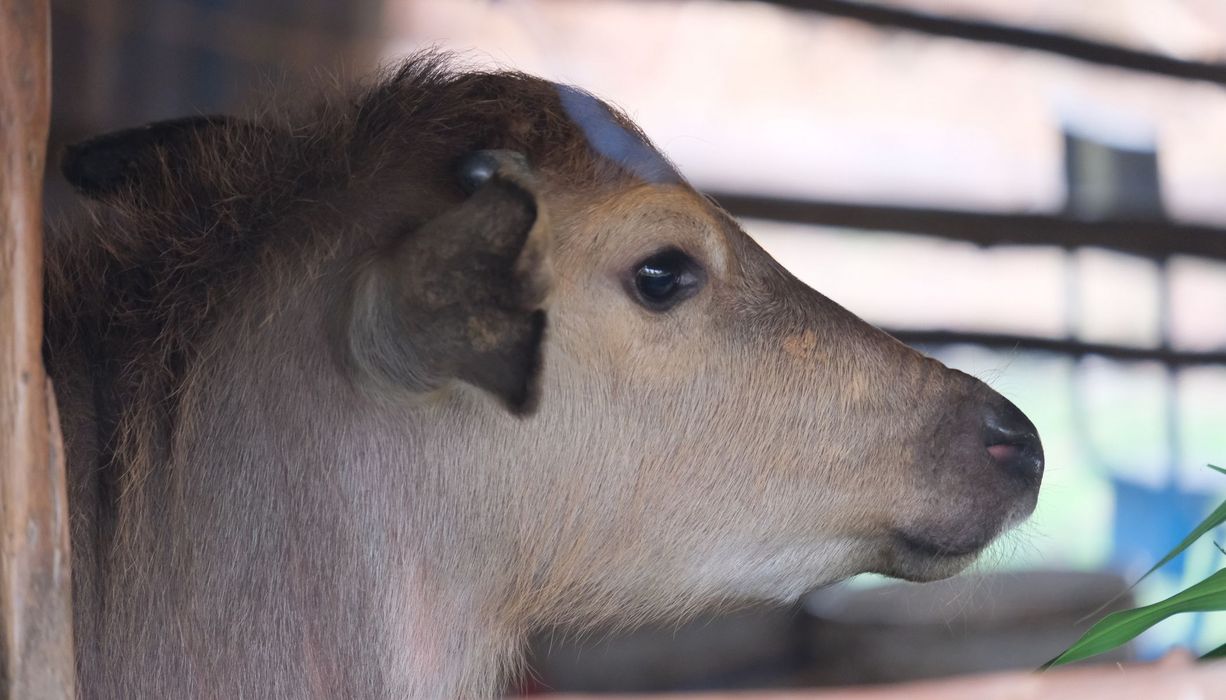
[1110,475,1213,657]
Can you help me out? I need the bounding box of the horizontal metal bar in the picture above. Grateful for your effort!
[712,192,1226,262]
[753,0,1226,86]
[890,329,1226,367]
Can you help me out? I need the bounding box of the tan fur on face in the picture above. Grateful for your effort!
[47,54,1036,699]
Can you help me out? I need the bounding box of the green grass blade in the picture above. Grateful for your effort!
[1204,641,1226,660]
[1135,499,1226,583]
[1045,568,1226,668]
[1081,465,1226,623]
[1133,465,1226,582]
[1081,497,1226,622]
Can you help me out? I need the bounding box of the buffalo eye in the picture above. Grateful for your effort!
[630,249,704,311]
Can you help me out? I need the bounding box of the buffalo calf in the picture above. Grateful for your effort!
[45,56,1042,698]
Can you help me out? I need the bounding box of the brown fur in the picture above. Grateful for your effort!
[45,54,1040,698]
[46,56,649,515]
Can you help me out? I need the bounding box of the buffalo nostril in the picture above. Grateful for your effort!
[983,398,1044,485]
[987,443,1021,463]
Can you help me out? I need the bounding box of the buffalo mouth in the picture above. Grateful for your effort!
[877,525,1007,582]
[893,529,996,560]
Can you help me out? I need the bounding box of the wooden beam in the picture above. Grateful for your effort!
[889,330,1226,368]
[755,0,1226,87]
[546,656,1226,700]
[712,192,1226,262]
[0,0,75,698]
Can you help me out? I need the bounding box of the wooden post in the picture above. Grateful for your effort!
[0,0,75,698]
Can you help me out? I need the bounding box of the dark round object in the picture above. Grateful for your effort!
[457,151,499,194]
[630,249,703,311]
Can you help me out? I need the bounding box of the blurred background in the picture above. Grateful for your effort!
[47,0,1226,694]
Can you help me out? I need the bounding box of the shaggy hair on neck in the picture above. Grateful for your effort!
[44,52,662,537]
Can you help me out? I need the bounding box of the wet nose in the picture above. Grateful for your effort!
[982,397,1044,486]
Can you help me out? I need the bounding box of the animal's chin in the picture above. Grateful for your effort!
[875,529,996,582]
[894,530,991,559]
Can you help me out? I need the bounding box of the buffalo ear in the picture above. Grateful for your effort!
[60,115,237,199]
[347,150,554,414]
